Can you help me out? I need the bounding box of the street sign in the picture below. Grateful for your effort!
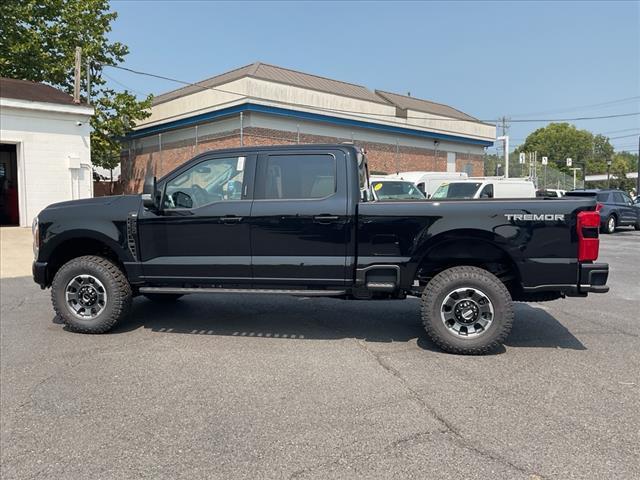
[566,158,572,167]
[542,156,548,165]
[519,153,526,164]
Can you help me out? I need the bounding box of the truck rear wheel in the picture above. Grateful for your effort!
[421,266,513,355]
[51,255,132,334]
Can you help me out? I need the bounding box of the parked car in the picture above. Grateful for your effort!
[566,189,640,233]
[431,179,536,199]
[33,144,609,355]
[536,189,566,198]
[386,171,468,198]
[369,177,426,201]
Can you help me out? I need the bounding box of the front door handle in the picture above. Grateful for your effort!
[313,215,339,224]
[221,215,243,224]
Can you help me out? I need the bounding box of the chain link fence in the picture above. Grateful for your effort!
[485,153,584,190]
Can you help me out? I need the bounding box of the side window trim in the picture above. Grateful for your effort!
[254,152,338,201]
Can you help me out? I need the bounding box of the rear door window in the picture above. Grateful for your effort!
[261,154,336,200]
[612,192,626,204]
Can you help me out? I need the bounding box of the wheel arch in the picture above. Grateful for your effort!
[42,231,127,287]
[410,229,521,295]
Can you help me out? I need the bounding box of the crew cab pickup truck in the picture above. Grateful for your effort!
[32,144,609,354]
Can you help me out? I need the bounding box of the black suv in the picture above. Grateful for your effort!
[568,189,640,233]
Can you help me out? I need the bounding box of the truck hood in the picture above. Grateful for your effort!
[38,195,143,225]
[44,195,140,210]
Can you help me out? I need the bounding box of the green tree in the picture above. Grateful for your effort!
[518,123,594,174]
[0,0,151,176]
[592,134,615,174]
[609,152,637,192]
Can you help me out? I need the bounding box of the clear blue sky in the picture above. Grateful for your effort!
[107,0,640,152]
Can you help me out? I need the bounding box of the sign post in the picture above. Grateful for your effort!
[542,156,548,189]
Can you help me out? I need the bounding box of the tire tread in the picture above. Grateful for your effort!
[51,255,131,333]
[421,266,513,355]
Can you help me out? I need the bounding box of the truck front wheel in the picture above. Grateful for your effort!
[421,266,513,355]
[51,255,132,333]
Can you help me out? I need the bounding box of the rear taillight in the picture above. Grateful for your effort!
[577,210,600,262]
[595,202,603,213]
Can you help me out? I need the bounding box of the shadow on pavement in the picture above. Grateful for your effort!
[103,294,586,352]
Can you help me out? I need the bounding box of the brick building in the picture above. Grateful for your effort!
[121,63,495,193]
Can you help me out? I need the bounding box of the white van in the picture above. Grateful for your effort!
[369,176,426,201]
[431,179,536,199]
[386,171,468,198]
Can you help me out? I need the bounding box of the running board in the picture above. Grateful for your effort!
[366,282,396,292]
[139,287,346,297]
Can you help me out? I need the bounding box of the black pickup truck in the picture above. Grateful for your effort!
[32,144,609,354]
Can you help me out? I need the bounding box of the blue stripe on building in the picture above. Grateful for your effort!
[127,103,493,147]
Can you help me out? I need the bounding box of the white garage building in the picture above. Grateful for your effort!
[0,78,94,227]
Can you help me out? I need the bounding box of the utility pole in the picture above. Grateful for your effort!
[570,167,582,190]
[73,47,81,104]
[637,135,640,195]
[499,117,510,178]
[86,57,91,103]
[500,116,509,137]
[497,135,509,178]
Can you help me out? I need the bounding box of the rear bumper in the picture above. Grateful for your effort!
[578,262,609,294]
[520,262,609,297]
[32,261,48,288]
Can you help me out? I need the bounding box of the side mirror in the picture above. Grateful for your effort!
[142,175,157,209]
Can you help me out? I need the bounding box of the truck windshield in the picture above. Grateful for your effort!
[431,182,482,199]
[372,181,425,200]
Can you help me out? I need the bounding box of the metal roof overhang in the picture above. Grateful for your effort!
[127,103,494,147]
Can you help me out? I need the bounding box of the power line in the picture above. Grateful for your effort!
[509,96,640,118]
[507,112,639,122]
[102,72,150,97]
[600,128,640,135]
[608,132,640,140]
[102,64,640,124]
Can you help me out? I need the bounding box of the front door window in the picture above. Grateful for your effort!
[163,156,245,209]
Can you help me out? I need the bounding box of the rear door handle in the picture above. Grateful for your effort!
[313,215,339,224]
[221,215,243,224]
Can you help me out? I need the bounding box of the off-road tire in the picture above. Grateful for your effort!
[421,266,514,355]
[602,215,616,234]
[52,255,132,333]
[143,293,184,302]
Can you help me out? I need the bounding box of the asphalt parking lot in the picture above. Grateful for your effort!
[1,227,639,479]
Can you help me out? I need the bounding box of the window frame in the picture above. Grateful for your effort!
[254,152,338,202]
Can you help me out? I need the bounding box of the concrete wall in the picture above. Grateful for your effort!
[0,99,94,226]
